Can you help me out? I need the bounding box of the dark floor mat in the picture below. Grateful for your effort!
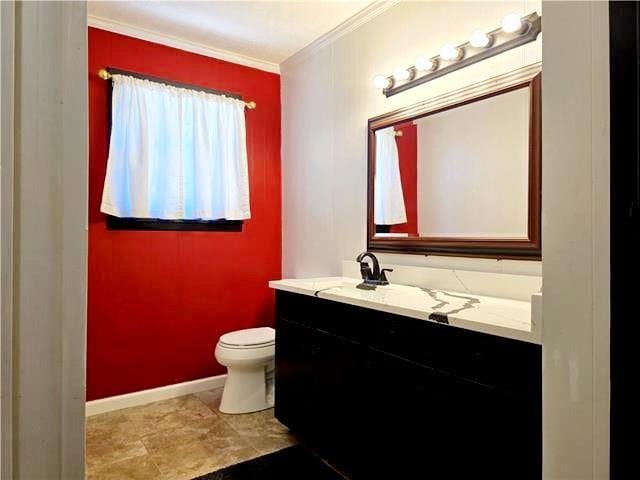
[192,446,346,480]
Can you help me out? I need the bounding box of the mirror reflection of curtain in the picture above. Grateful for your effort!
[374,127,407,225]
[393,123,418,235]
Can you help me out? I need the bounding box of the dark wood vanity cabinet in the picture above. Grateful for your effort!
[274,291,542,479]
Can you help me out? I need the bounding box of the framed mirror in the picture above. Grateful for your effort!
[367,68,541,259]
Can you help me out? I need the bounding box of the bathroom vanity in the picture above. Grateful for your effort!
[271,64,544,478]
[271,278,541,479]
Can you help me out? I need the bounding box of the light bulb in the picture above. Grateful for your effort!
[440,44,462,61]
[415,56,436,72]
[393,68,411,82]
[470,30,491,48]
[502,13,523,33]
[373,75,391,89]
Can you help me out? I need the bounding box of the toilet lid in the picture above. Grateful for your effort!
[219,327,275,347]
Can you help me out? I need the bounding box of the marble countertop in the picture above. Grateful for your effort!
[269,277,541,345]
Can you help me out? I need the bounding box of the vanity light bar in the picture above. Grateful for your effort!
[376,12,541,97]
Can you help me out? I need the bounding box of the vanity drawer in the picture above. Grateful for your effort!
[276,291,374,343]
[276,291,322,327]
[312,300,378,344]
[371,313,541,395]
[277,291,540,394]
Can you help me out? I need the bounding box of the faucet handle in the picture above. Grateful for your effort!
[380,268,393,284]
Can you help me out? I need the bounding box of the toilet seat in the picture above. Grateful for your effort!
[215,342,274,363]
[219,327,275,349]
[219,341,274,350]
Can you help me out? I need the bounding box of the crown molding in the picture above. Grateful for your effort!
[89,1,402,74]
[282,0,402,68]
[87,14,280,74]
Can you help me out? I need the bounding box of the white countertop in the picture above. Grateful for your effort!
[269,277,541,344]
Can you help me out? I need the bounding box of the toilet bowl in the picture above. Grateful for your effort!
[214,327,275,414]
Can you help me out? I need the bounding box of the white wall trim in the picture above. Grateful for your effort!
[282,0,401,68]
[87,15,280,74]
[86,374,227,416]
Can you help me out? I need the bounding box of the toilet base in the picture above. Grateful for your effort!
[220,364,274,414]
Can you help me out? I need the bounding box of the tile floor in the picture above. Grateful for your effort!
[86,388,296,480]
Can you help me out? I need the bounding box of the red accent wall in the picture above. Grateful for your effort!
[391,122,418,236]
[87,28,281,401]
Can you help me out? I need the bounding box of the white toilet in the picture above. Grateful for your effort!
[214,327,276,414]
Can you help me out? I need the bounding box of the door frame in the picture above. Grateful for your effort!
[0,1,15,478]
[1,2,87,478]
[541,2,610,478]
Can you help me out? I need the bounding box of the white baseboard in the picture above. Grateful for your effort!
[86,374,227,416]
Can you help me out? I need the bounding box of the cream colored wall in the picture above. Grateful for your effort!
[281,0,542,278]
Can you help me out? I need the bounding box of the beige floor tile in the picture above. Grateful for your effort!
[194,388,223,411]
[150,438,260,480]
[222,408,290,437]
[202,443,263,474]
[219,407,295,455]
[148,439,217,480]
[126,395,217,437]
[86,409,147,472]
[86,436,148,472]
[86,412,132,441]
[219,408,272,430]
[87,410,128,426]
[87,455,161,480]
[140,415,237,454]
[244,431,297,455]
[86,391,298,479]
[125,395,214,419]
[199,425,255,453]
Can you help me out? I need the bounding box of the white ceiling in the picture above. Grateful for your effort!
[88,1,373,67]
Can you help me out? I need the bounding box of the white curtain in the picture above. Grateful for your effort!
[101,74,250,220]
[374,127,407,225]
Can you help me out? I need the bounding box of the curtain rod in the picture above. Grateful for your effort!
[98,68,256,110]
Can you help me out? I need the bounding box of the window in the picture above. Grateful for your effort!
[101,74,250,230]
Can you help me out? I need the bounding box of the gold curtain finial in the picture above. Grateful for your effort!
[245,101,256,110]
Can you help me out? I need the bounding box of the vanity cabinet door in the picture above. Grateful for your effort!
[310,330,366,471]
[274,319,315,434]
[275,318,366,471]
[361,350,457,478]
[363,349,538,480]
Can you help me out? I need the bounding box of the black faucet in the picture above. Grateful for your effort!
[356,252,393,289]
